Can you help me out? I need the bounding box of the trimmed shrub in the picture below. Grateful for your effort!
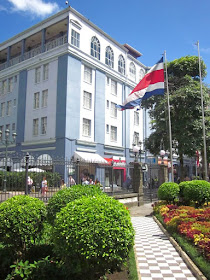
[178,181,191,203]
[0,195,46,256]
[158,182,179,203]
[46,184,105,225]
[182,180,210,206]
[52,196,135,280]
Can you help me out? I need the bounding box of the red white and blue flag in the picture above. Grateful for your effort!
[116,57,164,110]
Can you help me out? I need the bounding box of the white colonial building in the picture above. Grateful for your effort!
[0,7,151,185]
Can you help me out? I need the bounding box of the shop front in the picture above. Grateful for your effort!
[104,156,126,188]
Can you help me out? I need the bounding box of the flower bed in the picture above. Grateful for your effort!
[154,204,210,261]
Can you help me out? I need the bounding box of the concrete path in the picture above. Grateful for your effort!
[129,204,198,280]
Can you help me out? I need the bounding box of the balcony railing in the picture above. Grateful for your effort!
[0,34,68,72]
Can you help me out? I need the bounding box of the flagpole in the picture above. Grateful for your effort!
[196,41,208,181]
[164,51,174,182]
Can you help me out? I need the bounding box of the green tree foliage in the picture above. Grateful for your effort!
[142,56,210,179]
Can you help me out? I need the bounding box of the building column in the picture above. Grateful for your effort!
[159,164,168,186]
[7,46,11,67]
[41,28,46,53]
[21,39,25,61]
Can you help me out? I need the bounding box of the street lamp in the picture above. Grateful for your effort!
[132,141,143,163]
[0,129,17,192]
[160,149,166,165]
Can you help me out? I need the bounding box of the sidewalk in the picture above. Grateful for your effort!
[129,204,198,280]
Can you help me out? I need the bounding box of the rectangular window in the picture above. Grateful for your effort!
[42,90,48,107]
[83,118,91,137]
[33,118,39,136]
[43,64,49,81]
[83,91,92,110]
[33,92,40,109]
[106,124,109,134]
[41,117,47,135]
[111,79,117,95]
[106,100,109,109]
[8,78,13,92]
[0,125,3,135]
[71,29,80,48]
[110,102,117,118]
[84,66,92,84]
[12,123,15,131]
[2,80,7,94]
[133,132,139,145]
[0,102,5,117]
[6,124,10,131]
[6,101,12,116]
[111,126,117,142]
[134,111,139,126]
[35,67,41,83]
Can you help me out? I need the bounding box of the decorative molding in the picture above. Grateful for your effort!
[104,145,124,151]
[76,147,96,153]
[21,147,55,152]
[21,139,56,146]
[76,140,96,147]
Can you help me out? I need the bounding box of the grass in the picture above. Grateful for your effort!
[128,247,139,280]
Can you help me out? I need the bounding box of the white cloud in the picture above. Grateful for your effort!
[7,0,59,17]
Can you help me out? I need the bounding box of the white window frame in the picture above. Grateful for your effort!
[129,62,136,81]
[83,91,92,110]
[71,29,80,48]
[41,117,47,135]
[133,132,139,145]
[111,79,117,96]
[2,80,7,94]
[83,118,91,137]
[42,90,48,108]
[6,101,12,116]
[110,126,117,142]
[0,102,5,117]
[84,66,92,84]
[105,46,114,68]
[8,77,13,92]
[43,64,49,81]
[35,67,41,84]
[110,102,117,118]
[33,92,40,109]
[91,36,100,60]
[134,111,139,126]
[33,118,39,136]
[118,55,125,75]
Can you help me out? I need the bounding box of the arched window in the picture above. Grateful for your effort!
[91,36,100,60]
[105,46,114,68]
[129,62,136,81]
[118,55,125,75]
[139,68,145,81]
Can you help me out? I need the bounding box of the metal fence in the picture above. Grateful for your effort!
[0,154,161,203]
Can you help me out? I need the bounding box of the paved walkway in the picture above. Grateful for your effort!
[129,204,197,280]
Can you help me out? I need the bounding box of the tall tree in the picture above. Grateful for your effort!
[142,56,210,180]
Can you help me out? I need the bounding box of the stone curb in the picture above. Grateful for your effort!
[153,216,208,280]
[133,245,142,280]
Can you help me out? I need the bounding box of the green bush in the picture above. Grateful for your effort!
[0,195,46,257]
[158,182,179,203]
[52,196,135,280]
[46,184,105,225]
[182,180,210,206]
[178,181,191,203]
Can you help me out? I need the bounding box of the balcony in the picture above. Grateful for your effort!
[0,34,68,72]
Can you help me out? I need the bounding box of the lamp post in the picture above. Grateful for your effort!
[160,149,166,165]
[0,129,17,192]
[132,141,143,163]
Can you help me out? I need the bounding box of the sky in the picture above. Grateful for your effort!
[1,0,210,85]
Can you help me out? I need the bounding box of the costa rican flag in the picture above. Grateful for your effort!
[116,57,164,110]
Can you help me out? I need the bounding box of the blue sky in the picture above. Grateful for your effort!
[1,0,210,85]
